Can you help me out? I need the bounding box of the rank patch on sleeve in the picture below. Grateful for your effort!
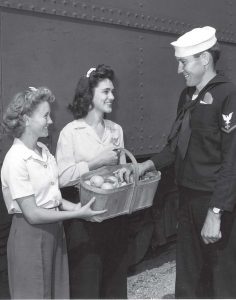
[221,112,236,133]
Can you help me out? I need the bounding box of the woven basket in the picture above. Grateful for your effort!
[80,148,161,221]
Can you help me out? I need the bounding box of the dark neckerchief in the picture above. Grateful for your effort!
[168,75,230,159]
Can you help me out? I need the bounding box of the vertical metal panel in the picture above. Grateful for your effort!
[141,0,231,26]
[138,31,183,154]
[0,1,235,42]
[0,10,143,154]
[0,12,13,168]
[0,11,2,120]
[0,1,236,160]
[0,11,2,166]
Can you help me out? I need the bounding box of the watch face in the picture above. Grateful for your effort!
[212,207,221,213]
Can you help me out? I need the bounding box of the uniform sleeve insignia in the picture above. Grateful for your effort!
[222,112,235,132]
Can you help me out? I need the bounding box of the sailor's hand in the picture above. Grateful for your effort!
[201,208,222,244]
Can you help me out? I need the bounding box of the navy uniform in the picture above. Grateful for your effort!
[149,28,236,298]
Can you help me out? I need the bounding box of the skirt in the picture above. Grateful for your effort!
[7,214,69,299]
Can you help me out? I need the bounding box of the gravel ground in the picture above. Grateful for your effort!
[128,243,176,299]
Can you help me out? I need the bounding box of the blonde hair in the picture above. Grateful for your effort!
[2,87,55,138]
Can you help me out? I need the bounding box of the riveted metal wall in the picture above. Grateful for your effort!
[0,0,236,164]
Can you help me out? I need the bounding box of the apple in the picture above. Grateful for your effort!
[84,180,91,185]
[90,175,104,187]
[101,182,114,190]
[106,175,119,188]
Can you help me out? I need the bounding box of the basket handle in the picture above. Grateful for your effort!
[114,148,139,185]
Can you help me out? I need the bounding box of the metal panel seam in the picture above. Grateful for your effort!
[0,1,235,44]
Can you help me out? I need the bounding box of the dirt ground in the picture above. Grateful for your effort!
[128,242,176,299]
[0,240,176,300]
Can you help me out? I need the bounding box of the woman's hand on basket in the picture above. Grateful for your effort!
[74,197,107,221]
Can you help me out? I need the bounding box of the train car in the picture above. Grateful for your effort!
[0,0,236,297]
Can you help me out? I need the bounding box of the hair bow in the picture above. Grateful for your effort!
[28,86,38,92]
[86,67,96,78]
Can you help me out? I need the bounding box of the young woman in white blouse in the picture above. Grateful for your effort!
[56,65,129,299]
[1,87,105,299]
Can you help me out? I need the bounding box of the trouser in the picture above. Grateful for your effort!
[0,219,11,299]
[8,214,69,299]
[175,186,236,299]
[64,215,128,299]
[0,189,12,299]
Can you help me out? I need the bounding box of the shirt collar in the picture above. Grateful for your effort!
[72,119,110,143]
[72,119,92,129]
[13,138,49,161]
[72,119,109,130]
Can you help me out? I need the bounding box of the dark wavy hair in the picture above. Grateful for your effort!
[2,87,55,138]
[194,42,221,65]
[68,64,115,119]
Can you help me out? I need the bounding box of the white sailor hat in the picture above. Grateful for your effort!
[171,26,217,58]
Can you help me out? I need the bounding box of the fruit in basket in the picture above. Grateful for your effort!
[114,167,134,184]
[84,180,91,186]
[90,175,104,187]
[106,175,119,188]
[101,182,114,190]
[129,174,134,183]
[142,171,156,180]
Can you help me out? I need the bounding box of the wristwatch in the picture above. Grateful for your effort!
[211,207,223,214]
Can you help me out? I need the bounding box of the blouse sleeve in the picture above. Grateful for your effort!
[56,128,89,188]
[5,157,34,200]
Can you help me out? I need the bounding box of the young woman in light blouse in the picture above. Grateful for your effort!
[56,65,129,299]
[1,87,105,299]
